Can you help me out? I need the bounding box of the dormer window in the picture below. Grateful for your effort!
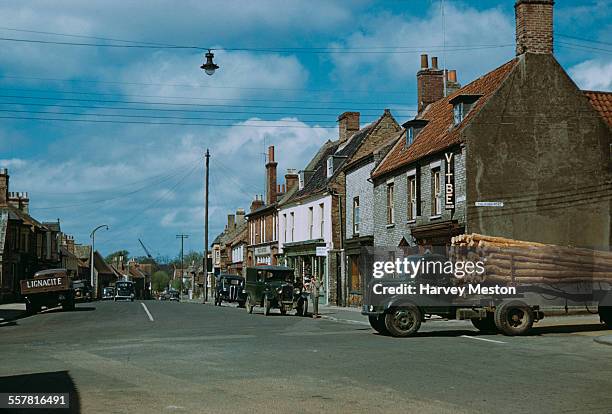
[401,119,428,148]
[326,156,334,178]
[449,94,481,126]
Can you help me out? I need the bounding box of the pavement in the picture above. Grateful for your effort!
[1,300,612,413]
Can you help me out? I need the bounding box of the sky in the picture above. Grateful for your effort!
[0,0,611,259]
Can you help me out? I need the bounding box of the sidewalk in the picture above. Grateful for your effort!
[316,304,369,326]
[0,302,27,324]
[594,335,612,346]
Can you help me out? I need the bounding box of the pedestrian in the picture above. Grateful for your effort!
[310,274,321,319]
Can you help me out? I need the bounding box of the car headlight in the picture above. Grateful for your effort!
[277,288,283,294]
[242,289,246,293]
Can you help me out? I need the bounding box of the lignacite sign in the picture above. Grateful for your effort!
[20,274,69,294]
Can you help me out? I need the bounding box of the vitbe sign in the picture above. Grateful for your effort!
[444,152,455,210]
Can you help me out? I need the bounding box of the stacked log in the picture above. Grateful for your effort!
[450,234,612,284]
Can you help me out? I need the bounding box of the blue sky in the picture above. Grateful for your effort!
[0,0,610,259]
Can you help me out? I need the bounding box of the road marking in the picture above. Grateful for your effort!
[460,335,506,344]
[141,302,154,322]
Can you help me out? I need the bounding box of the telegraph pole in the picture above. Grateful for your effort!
[176,234,189,300]
[203,149,210,303]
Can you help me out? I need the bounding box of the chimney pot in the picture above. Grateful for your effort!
[420,54,428,69]
[416,55,444,114]
[431,56,438,69]
[448,70,457,83]
[265,145,278,205]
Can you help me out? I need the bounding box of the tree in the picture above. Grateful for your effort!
[105,250,129,264]
[151,270,170,292]
[171,278,182,291]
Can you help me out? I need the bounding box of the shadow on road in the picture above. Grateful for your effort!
[0,371,81,413]
[42,306,96,315]
[530,323,608,335]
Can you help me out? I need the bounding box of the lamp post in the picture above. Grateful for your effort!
[90,224,109,299]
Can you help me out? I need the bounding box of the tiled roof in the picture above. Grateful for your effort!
[584,90,612,128]
[372,58,519,178]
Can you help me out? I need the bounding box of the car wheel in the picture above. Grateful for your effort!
[237,301,246,308]
[494,301,534,336]
[598,306,612,328]
[280,305,287,315]
[368,314,389,335]
[245,295,254,314]
[384,306,422,337]
[263,296,271,316]
[471,313,497,333]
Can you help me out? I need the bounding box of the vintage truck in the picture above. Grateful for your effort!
[363,235,612,337]
[20,268,76,314]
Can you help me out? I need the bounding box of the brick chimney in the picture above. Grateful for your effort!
[0,168,8,206]
[250,195,265,212]
[417,54,444,114]
[227,213,235,231]
[338,112,360,143]
[265,145,278,205]
[236,208,245,226]
[515,0,554,55]
[285,169,299,192]
[445,70,461,96]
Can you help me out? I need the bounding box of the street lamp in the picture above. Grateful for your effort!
[200,49,219,76]
[90,224,109,299]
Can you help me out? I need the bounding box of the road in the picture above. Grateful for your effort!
[1,301,611,414]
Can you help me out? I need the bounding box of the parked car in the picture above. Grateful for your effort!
[214,274,246,307]
[244,265,308,316]
[114,281,135,301]
[72,279,93,302]
[102,286,115,300]
[167,289,180,302]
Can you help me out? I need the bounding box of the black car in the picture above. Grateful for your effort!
[244,266,308,316]
[114,281,135,301]
[214,274,246,307]
[72,279,93,302]
[102,286,115,300]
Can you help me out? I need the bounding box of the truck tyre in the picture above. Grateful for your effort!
[494,301,534,336]
[384,306,422,337]
[26,301,40,315]
[280,305,287,315]
[263,296,271,316]
[471,313,497,333]
[368,314,389,335]
[599,306,612,328]
[245,295,254,314]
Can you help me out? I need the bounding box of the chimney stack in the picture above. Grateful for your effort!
[236,208,245,226]
[515,0,554,56]
[285,169,299,192]
[416,54,444,114]
[227,213,235,231]
[0,168,8,206]
[250,195,265,212]
[445,70,461,96]
[265,145,278,205]
[338,112,360,143]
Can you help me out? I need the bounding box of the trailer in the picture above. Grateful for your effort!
[20,268,75,314]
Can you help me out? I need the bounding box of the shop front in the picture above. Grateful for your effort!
[282,240,328,306]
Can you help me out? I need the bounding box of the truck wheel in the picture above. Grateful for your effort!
[245,295,254,314]
[26,301,40,315]
[471,313,497,333]
[494,301,534,336]
[384,306,421,337]
[368,314,389,335]
[263,296,271,316]
[280,305,287,315]
[599,306,612,328]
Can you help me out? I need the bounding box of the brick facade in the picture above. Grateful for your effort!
[515,0,554,55]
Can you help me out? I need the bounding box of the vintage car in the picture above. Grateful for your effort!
[244,266,308,316]
[102,286,115,300]
[72,279,93,302]
[114,281,135,301]
[214,274,246,307]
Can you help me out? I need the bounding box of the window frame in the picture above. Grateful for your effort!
[407,175,417,221]
[431,168,442,216]
[386,182,395,225]
[352,197,360,235]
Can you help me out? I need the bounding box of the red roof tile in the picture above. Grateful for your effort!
[584,90,612,128]
[372,58,519,179]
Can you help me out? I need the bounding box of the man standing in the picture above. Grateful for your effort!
[310,274,321,319]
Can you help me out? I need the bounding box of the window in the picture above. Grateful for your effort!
[432,168,441,215]
[308,207,313,239]
[319,203,325,237]
[326,156,334,178]
[408,176,417,220]
[352,197,360,234]
[283,214,287,243]
[386,182,395,225]
[453,103,464,125]
[406,128,414,147]
[290,212,295,242]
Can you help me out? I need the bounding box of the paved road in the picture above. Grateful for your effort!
[1,301,611,414]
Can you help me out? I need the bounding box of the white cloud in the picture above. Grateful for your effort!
[0,158,27,169]
[568,59,612,91]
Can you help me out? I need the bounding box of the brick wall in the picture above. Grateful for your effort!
[346,161,375,239]
[373,147,466,247]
